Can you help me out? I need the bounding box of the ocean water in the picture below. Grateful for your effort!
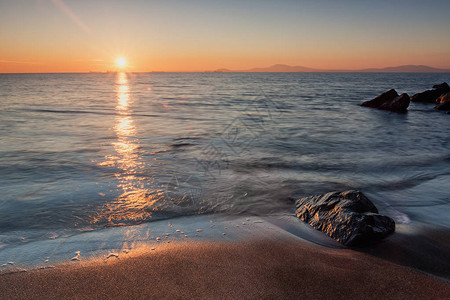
[0,72,449,257]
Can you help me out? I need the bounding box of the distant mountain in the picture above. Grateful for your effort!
[213,64,450,73]
[245,64,319,72]
[357,65,450,73]
[212,64,319,72]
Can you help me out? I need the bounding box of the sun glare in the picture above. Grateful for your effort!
[116,57,126,68]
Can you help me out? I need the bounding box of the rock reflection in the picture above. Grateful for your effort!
[95,73,161,226]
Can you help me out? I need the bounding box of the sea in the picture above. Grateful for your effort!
[0,72,449,276]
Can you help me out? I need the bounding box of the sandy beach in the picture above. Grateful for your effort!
[2,0,450,298]
[1,237,449,299]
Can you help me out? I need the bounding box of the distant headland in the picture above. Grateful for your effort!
[212,64,450,73]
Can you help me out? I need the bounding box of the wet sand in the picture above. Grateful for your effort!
[1,239,449,299]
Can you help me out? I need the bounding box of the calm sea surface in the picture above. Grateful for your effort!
[1,72,449,247]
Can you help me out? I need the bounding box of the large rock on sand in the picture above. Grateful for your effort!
[361,89,410,112]
[411,82,450,103]
[435,92,450,110]
[296,190,395,246]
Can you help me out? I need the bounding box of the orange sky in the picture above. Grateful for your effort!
[1,0,449,73]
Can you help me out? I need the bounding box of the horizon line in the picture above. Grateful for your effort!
[2,71,450,74]
[2,64,450,74]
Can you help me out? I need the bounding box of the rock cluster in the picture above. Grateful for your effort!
[410,82,450,112]
[361,82,450,113]
[410,82,449,104]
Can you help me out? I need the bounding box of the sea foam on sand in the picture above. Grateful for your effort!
[1,214,449,299]
[1,237,450,299]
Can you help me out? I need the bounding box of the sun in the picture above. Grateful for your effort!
[116,57,126,68]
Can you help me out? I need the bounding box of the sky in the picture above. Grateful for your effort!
[1,0,449,72]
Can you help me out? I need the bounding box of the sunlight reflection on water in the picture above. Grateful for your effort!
[94,73,160,226]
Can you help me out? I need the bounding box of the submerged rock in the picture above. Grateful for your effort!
[411,82,450,103]
[296,190,395,246]
[361,89,410,112]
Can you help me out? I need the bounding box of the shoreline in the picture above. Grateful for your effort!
[1,215,450,282]
[1,238,449,299]
[1,214,449,299]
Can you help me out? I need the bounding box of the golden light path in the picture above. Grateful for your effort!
[95,73,160,226]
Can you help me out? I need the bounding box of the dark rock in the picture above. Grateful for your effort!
[432,82,449,90]
[361,89,398,107]
[435,101,450,111]
[411,82,450,103]
[378,93,410,112]
[436,92,450,104]
[361,89,410,112]
[434,92,450,110]
[296,190,395,246]
[411,90,446,103]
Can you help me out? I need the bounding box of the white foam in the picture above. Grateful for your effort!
[71,251,81,261]
[106,253,119,259]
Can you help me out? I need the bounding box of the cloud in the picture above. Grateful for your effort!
[0,60,40,64]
